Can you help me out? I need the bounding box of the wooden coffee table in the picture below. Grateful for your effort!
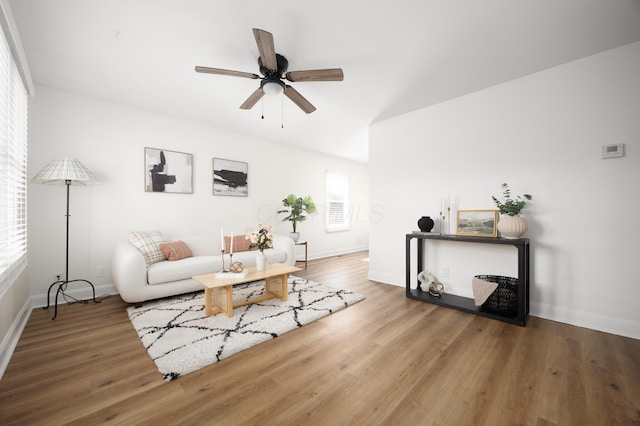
[193,263,301,317]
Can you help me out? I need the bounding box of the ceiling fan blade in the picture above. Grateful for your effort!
[286,68,344,82]
[195,66,260,79]
[252,28,277,72]
[239,88,265,110]
[284,85,316,114]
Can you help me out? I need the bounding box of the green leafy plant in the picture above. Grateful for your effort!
[492,183,532,216]
[277,194,316,232]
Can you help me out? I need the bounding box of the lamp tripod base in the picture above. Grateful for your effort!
[44,278,101,320]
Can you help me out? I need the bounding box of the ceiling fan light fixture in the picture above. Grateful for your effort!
[262,79,285,96]
[196,29,342,114]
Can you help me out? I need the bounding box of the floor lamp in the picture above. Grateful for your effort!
[31,158,101,320]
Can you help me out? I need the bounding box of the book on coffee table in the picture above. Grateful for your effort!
[215,270,249,278]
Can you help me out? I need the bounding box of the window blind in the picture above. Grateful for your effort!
[325,171,349,232]
[0,25,28,297]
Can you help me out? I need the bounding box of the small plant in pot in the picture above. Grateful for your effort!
[491,183,532,239]
[277,194,316,242]
[492,183,532,216]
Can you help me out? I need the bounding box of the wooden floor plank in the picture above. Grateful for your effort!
[1,251,639,425]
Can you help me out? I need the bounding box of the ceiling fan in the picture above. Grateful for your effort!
[195,28,344,114]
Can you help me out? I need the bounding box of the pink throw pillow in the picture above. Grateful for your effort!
[224,235,256,253]
[159,240,193,261]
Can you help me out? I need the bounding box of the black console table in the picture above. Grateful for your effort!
[406,233,529,326]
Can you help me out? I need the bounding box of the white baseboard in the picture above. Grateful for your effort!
[367,271,401,286]
[367,270,640,340]
[307,246,369,262]
[368,272,475,298]
[0,298,32,380]
[530,302,640,340]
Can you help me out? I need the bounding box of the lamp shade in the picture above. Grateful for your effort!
[31,157,99,186]
[262,80,285,96]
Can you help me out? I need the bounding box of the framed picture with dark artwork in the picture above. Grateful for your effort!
[144,148,193,194]
[212,158,248,196]
[456,210,498,237]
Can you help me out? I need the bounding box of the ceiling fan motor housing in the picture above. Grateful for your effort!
[259,53,289,78]
[259,53,288,94]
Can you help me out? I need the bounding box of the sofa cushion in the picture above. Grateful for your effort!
[262,249,286,265]
[147,255,220,285]
[224,234,256,253]
[180,235,217,256]
[159,240,193,261]
[128,231,167,267]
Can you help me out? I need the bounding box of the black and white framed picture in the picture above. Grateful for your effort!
[456,210,498,237]
[212,158,248,196]
[145,147,193,193]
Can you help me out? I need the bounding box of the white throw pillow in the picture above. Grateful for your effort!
[128,231,167,267]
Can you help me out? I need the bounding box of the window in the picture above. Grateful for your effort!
[325,171,349,232]
[0,18,29,297]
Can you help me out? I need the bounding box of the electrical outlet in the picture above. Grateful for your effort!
[441,267,449,278]
[54,272,64,282]
[96,266,104,278]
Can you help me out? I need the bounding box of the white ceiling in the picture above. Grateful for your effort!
[8,0,640,163]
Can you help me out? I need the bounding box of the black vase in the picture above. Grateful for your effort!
[417,216,435,232]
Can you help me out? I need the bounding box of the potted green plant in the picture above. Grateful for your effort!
[492,183,532,216]
[491,183,532,239]
[277,194,316,242]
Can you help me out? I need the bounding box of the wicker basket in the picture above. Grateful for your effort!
[475,275,518,315]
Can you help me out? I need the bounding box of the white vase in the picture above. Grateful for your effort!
[497,214,528,239]
[289,232,300,242]
[256,251,267,271]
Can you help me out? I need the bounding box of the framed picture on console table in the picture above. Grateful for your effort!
[212,158,248,197]
[144,147,193,193]
[456,209,498,237]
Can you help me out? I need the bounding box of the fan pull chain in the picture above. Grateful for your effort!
[281,93,284,128]
[261,98,264,120]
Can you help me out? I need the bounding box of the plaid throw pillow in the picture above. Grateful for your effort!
[128,231,167,267]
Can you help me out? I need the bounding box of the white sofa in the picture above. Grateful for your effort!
[111,234,296,304]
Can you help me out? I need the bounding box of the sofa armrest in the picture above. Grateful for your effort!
[111,241,149,303]
[272,234,296,266]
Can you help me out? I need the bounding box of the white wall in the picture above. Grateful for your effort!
[27,86,369,304]
[369,42,640,339]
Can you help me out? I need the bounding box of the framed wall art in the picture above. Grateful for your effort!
[456,210,498,237]
[212,158,248,197]
[144,148,193,194]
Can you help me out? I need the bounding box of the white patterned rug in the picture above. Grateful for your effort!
[127,276,365,380]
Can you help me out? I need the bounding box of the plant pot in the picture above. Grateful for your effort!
[256,251,267,271]
[289,232,300,242]
[497,214,528,239]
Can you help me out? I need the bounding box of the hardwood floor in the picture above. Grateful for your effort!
[1,251,639,425]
